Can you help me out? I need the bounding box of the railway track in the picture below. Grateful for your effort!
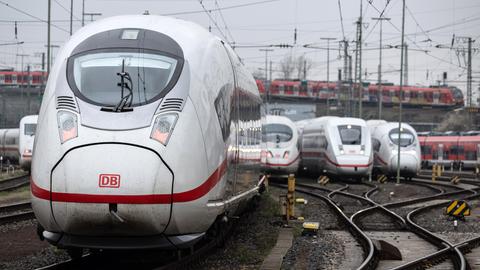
[272,176,480,269]
[0,201,34,225]
[0,174,30,192]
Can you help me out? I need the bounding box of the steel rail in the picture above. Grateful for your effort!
[271,182,378,270]
[0,174,30,192]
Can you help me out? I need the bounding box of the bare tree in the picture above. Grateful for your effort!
[279,55,295,80]
[295,55,313,80]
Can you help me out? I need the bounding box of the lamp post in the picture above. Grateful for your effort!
[372,17,390,119]
[260,48,274,113]
[320,37,336,83]
[396,0,406,185]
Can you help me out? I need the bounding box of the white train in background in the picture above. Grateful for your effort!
[300,117,373,181]
[367,120,421,179]
[0,128,19,163]
[262,115,300,174]
[19,115,38,171]
[31,15,263,257]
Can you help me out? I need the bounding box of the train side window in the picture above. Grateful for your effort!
[443,149,449,159]
[5,136,15,145]
[423,145,432,154]
[319,135,328,150]
[466,151,476,160]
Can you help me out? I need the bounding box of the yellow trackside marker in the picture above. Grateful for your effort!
[451,176,460,184]
[446,200,471,219]
[296,198,306,204]
[377,175,387,183]
[317,175,329,185]
[302,222,320,235]
[446,200,459,214]
[302,222,320,230]
[453,203,467,216]
[286,174,295,220]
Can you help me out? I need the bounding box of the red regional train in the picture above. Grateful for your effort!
[419,134,480,170]
[256,79,464,108]
[0,71,47,86]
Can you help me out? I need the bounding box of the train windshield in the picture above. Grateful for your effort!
[263,124,293,143]
[70,51,177,106]
[24,123,36,136]
[338,125,362,145]
[389,128,415,147]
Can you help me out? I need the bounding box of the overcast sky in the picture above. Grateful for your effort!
[0,0,479,98]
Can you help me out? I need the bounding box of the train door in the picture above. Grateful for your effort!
[477,144,480,167]
[404,90,411,102]
[293,84,299,96]
[390,89,396,103]
[433,91,440,104]
[279,84,285,95]
[418,91,425,105]
[438,144,443,162]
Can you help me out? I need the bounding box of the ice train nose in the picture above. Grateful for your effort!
[389,153,419,174]
[50,144,173,236]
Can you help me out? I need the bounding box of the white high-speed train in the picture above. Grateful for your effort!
[262,115,300,174]
[300,117,373,180]
[19,115,38,171]
[0,128,19,163]
[31,15,263,256]
[367,120,421,179]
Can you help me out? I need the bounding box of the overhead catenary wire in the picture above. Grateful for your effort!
[198,0,229,43]
[363,0,394,43]
[53,0,81,21]
[337,0,346,40]
[166,0,279,16]
[364,0,468,70]
[0,0,70,34]
[214,0,235,45]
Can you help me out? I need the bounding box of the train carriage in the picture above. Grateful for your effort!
[31,14,263,256]
[300,116,373,181]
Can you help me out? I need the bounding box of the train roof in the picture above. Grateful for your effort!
[49,15,259,97]
[366,120,388,127]
[305,116,367,130]
[19,115,38,124]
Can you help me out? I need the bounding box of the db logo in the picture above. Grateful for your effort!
[99,174,121,188]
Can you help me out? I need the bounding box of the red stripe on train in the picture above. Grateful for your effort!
[31,159,228,204]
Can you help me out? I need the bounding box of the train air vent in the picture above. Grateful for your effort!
[56,96,78,112]
[158,98,184,113]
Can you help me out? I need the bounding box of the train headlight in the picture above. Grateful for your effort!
[283,151,290,159]
[150,113,178,145]
[360,145,365,155]
[267,151,273,158]
[338,145,344,155]
[57,111,78,143]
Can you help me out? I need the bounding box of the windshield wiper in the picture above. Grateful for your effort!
[112,59,133,112]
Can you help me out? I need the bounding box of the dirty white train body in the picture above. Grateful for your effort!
[299,117,373,180]
[367,120,421,179]
[31,15,263,254]
[19,115,38,171]
[262,115,300,174]
[0,128,19,163]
